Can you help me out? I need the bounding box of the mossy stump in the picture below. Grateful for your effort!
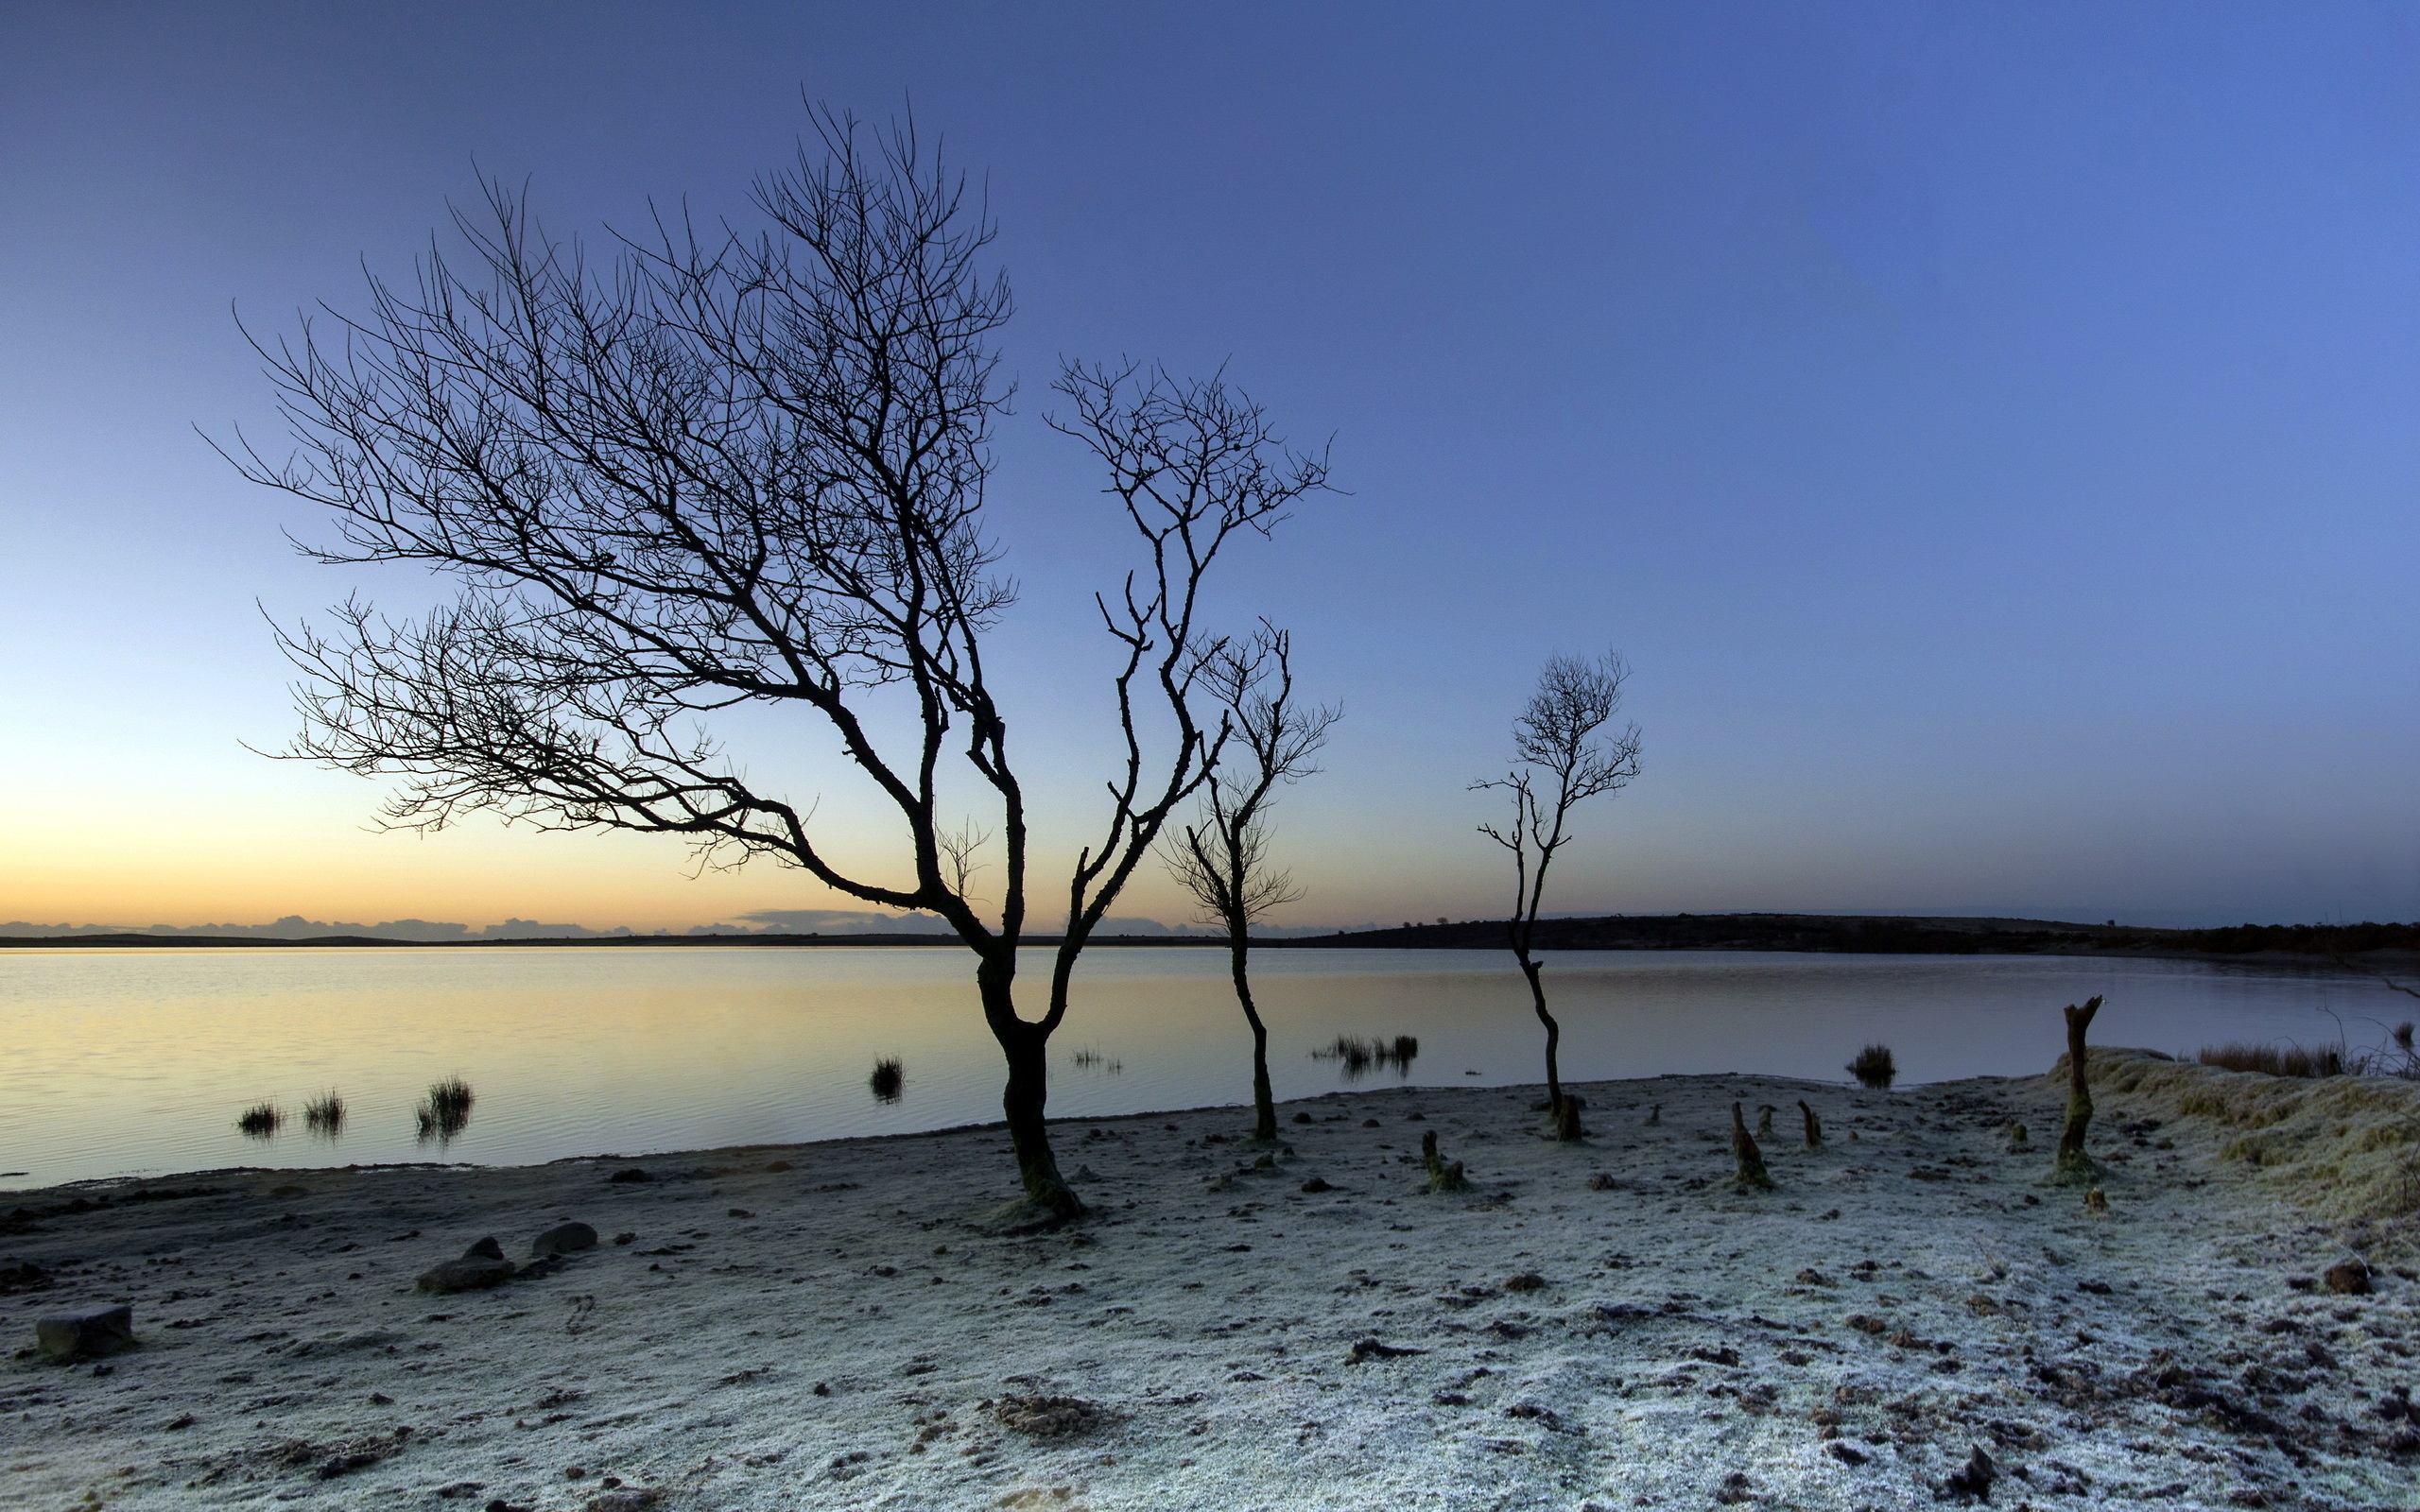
[2047,995,2106,1186]
[1730,1100,1775,1191]
[1553,1094,1585,1143]
[1422,1130,1469,1193]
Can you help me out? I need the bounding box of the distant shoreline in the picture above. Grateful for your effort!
[6,910,2413,965]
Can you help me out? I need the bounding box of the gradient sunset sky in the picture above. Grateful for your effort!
[3,2,2415,934]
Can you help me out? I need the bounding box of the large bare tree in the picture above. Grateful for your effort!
[1164,625,1339,1141]
[223,109,1330,1223]
[1473,652,1641,1139]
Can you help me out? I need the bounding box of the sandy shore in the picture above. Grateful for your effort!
[5,1055,2416,1511]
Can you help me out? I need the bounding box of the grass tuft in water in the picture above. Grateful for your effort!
[235,1102,282,1139]
[1847,1043,1897,1089]
[302,1091,346,1135]
[415,1076,475,1142]
[1313,1034,1422,1082]
[1068,1047,1125,1074]
[869,1057,904,1104]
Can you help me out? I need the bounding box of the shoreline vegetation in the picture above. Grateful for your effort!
[8,1055,2415,1509]
[9,912,2417,962]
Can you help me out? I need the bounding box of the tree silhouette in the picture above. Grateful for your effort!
[1474,652,1641,1139]
[225,108,1331,1223]
[1164,625,1339,1141]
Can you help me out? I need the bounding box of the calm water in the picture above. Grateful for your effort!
[3,946,2408,1190]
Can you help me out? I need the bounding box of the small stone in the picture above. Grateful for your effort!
[727,1208,754,1219]
[1361,1118,1381,1128]
[463,1236,506,1261]
[607,1168,652,1184]
[613,1231,636,1246]
[1586,1173,1617,1191]
[1291,1112,1313,1125]
[2324,1262,2372,1295]
[531,1222,598,1257]
[1503,1271,1547,1293]
[417,1256,516,1294]
[1346,1336,1425,1361]
[1825,1440,1869,1466]
[1795,1268,1832,1286]
[1300,1177,1334,1194]
[565,1466,587,1479]
[1943,1445,1996,1501]
[0,1257,48,1292]
[35,1303,134,1359]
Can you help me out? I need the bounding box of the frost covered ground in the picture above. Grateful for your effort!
[5,1059,2416,1510]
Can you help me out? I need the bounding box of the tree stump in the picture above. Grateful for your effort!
[2049,995,2105,1185]
[1730,1101,1775,1191]
[1798,1099,1824,1148]
[1422,1130,1468,1193]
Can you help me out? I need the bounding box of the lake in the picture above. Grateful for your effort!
[4,946,2409,1190]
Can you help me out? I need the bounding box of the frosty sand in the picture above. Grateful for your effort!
[6,1053,2416,1511]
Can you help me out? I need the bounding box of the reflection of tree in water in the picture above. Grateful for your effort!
[1312,1034,1420,1082]
[868,1057,904,1105]
[415,1076,475,1144]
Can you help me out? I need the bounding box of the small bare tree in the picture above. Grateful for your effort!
[1474,652,1641,1139]
[222,109,1330,1224]
[1164,625,1339,1141]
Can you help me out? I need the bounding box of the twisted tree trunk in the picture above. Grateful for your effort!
[982,956,1080,1222]
[1233,936,1277,1143]
[2051,994,2104,1185]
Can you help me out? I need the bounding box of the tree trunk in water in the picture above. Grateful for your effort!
[2053,994,2104,1184]
[982,957,1082,1221]
[1520,954,1580,1138]
[1232,935,1276,1143]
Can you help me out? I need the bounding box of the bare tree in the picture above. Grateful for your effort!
[1473,652,1641,1139]
[1164,625,1340,1141]
[222,108,1330,1224]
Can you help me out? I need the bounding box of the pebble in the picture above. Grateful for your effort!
[531,1222,598,1257]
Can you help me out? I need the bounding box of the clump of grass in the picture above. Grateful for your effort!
[1312,1034,1421,1082]
[415,1075,475,1142]
[869,1057,904,1104]
[2199,1042,2344,1078]
[235,1102,282,1138]
[302,1091,346,1135]
[1846,1043,1897,1089]
[1069,1047,1124,1074]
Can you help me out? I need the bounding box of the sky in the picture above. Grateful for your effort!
[2,1,2415,935]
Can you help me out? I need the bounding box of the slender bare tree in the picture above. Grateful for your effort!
[1473,652,1641,1139]
[1164,625,1340,1141]
[222,108,1330,1223]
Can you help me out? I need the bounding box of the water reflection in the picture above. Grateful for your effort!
[9,947,2413,1188]
[868,1057,904,1104]
[1313,1033,1420,1082]
[415,1076,475,1145]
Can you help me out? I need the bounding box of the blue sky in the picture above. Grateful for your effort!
[2,2,2414,931]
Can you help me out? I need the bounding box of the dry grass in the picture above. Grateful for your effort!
[2083,1046,2420,1236]
[235,1102,282,1138]
[1846,1043,1896,1089]
[2197,1041,2344,1078]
